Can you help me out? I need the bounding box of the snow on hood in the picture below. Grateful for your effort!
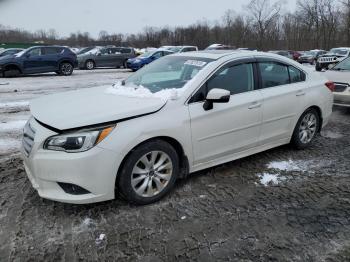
[104,82,181,102]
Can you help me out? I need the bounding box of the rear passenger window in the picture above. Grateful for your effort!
[289,66,305,83]
[259,62,289,88]
[207,63,254,95]
[43,47,59,55]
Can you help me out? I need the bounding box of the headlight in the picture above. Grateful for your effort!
[43,125,115,153]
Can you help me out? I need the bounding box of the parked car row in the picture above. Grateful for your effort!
[0,46,78,77]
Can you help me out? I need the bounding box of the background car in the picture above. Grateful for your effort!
[324,56,350,107]
[288,50,302,61]
[298,49,327,65]
[316,47,350,71]
[205,44,235,50]
[77,46,136,70]
[0,48,24,58]
[0,46,78,77]
[268,50,293,59]
[126,49,174,71]
[165,46,198,53]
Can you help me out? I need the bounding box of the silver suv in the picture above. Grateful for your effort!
[77,46,136,69]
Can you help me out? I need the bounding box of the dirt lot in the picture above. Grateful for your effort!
[1,69,350,261]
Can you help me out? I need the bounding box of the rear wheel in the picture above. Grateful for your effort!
[59,62,73,76]
[117,140,179,205]
[85,60,95,70]
[291,108,320,149]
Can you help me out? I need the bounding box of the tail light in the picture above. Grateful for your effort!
[325,81,335,92]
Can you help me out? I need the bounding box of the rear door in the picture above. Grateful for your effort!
[257,59,307,145]
[41,47,63,71]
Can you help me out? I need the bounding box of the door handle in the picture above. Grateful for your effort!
[296,90,306,96]
[248,102,262,109]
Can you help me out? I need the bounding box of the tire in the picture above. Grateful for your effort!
[315,63,322,71]
[3,68,20,77]
[123,60,128,69]
[85,60,95,70]
[291,108,320,149]
[117,140,179,205]
[58,62,73,76]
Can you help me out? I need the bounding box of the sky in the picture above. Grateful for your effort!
[0,0,297,38]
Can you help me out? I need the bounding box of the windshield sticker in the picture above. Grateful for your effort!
[184,60,207,67]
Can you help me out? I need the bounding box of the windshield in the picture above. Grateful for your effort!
[14,49,27,57]
[124,56,214,93]
[329,49,348,56]
[139,51,153,58]
[168,47,182,52]
[332,57,350,71]
[77,47,94,55]
[305,51,316,56]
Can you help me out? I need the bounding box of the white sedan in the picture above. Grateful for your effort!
[22,51,333,205]
[324,57,350,107]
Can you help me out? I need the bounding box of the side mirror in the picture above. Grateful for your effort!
[97,52,102,56]
[25,53,30,58]
[203,88,230,111]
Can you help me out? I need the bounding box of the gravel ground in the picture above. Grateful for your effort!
[1,69,350,261]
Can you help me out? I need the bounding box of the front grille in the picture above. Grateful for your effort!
[22,120,36,157]
[319,57,337,63]
[334,83,349,93]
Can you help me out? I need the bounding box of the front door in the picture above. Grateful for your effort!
[188,61,263,165]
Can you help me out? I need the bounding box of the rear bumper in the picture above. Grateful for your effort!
[334,92,350,107]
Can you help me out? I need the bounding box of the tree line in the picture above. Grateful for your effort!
[0,0,349,51]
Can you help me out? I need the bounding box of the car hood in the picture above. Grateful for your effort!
[324,70,350,84]
[0,55,16,64]
[30,85,166,131]
[321,53,346,58]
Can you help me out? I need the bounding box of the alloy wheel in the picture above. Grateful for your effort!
[299,113,317,144]
[61,63,73,75]
[131,151,173,198]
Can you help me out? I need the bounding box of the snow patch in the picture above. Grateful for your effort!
[105,83,180,101]
[0,138,21,153]
[267,159,305,172]
[0,120,26,132]
[259,173,285,186]
[321,130,343,139]
[95,233,106,246]
[0,101,29,109]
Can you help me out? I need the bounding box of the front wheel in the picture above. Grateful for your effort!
[291,108,320,149]
[58,62,73,76]
[117,140,179,205]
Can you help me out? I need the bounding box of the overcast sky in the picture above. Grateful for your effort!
[0,0,297,38]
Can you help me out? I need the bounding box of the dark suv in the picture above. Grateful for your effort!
[0,46,78,77]
[77,47,136,69]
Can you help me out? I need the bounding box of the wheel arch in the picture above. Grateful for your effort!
[302,105,323,132]
[115,136,190,187]
[3,63,22,73]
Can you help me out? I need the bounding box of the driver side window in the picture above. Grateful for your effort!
[190,63,255,103]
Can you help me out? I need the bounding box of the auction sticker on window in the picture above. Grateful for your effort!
[184,60,207,67]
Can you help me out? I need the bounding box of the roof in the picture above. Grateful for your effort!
[174,50,256,60]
